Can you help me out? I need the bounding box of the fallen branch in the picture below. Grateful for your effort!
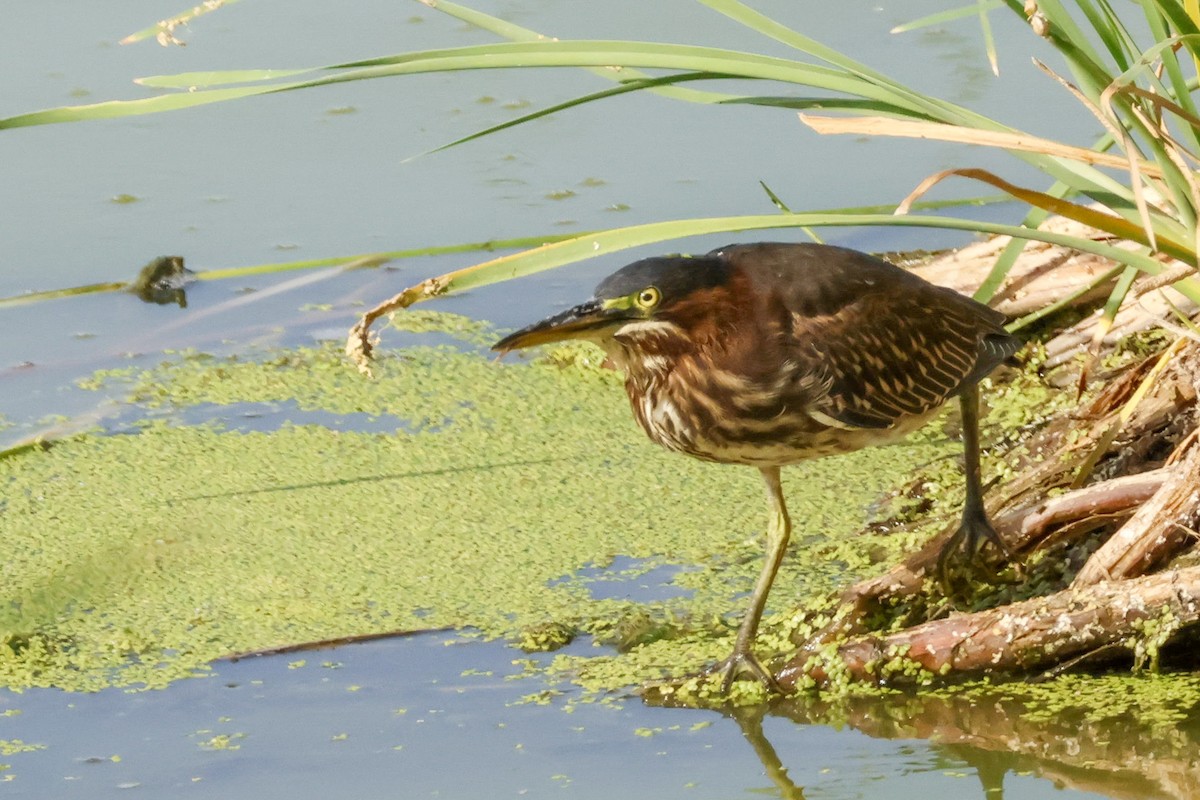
[779,564,1200,689]
[1074,443,1200,585]
[833,468,1168,612]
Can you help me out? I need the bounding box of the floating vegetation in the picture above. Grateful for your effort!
[0,313,954,692]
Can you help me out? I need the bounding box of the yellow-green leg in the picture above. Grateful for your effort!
[713,465,790,694]
[936,384,1016,589]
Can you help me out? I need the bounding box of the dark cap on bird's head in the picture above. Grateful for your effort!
[492,254,731,352]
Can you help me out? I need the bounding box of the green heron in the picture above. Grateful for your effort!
[494,242,1020,692]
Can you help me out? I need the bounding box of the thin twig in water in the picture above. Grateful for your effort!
[220,627,454,662]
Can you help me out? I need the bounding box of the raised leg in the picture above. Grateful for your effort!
[711,465,790,694]
[936,384,1016,588]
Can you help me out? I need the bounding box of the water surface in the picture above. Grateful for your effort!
[0,3,1158,798]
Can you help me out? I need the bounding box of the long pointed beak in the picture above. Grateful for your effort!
[493,299,624,352]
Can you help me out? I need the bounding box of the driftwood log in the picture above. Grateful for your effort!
[780,561,1200,688]
[777,226,1200,688]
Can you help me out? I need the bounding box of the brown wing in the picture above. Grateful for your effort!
[796,291,1014,429]
[714,242,1019,430]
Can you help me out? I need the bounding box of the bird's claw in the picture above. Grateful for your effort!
[936,505,1021,593]
[708,649,783,695]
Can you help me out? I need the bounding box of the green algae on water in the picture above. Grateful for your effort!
[0,740,44,756]
[0,313,958,693]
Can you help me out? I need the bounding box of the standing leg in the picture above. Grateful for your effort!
[936,384,1015,587]
[714,465,791,693]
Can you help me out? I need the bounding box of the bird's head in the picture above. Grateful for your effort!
[492,254,734,356]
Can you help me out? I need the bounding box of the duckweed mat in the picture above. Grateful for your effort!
[0,314,956,692]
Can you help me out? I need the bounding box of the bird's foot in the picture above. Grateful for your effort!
[707,648,784,695]
[936,505,1021,594]
[638,650,784,704]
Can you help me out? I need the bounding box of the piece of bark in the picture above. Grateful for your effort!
[833,469,1167,612]
[1073,444,1200,585]
[779,563,1200,689]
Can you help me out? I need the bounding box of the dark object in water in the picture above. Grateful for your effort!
[129,255,195,307]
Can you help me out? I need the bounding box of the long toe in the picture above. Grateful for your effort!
[710,649,783,695]
[961,505,1015,562]
[937,513,1020,593]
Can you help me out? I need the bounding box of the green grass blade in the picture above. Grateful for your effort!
[415,72,733,158]
[422,73,950,158]
[0,84,287,129]
[391,212,1186,305]
[1030,3,1195,184]
[0,282,129,308]
[1032,0,1113,80]
[1161,291,1200,339]
[698,0,1015,128]
[911,166,1194,262]
[1074,263,1142,392]
[697,0,957,119]
[890,1,1003,34]
[1,0,1180,243]
[700,0,1156,200]
[0,233,588,309]
[1102,34,1200,224]
[0,21,1132,224]
[3,201,1018,310]
[1098,264,1141,332]
[973,203,1056,304]
[135,69,312,89]
[1005,263,1126,331]
[720,96,937,118]
[418,0,738,104]
[334,41,871,87]
[757,182,825,242]
[121,0,243,46]
[1073,0,1138,71]
[1139,9,1200,151]
[134,42,849,91]
[3,41,942,130]
[202,232,593,278]
[356,39,1163,205]
[759,181,793,213]
[697,0,897,78]
[978,0,1000,76]
[1150,0,1200,61]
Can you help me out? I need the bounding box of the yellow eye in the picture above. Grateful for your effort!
[634,286,661,310]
